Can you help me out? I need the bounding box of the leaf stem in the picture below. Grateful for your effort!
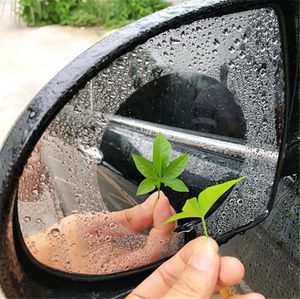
[201,217,208,237]
[154,184,160,207]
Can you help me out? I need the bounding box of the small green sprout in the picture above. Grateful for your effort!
[165,177,246,237]
[132,132,189,200]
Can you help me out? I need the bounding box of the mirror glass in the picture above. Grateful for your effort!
[18,7,284,275]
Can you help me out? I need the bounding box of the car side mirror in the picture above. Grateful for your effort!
[0,0,298,298]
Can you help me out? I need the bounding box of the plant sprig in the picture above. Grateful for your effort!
[132,133,189,199]
[165,177,246,237]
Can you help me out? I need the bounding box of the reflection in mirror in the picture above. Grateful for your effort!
[18,7,284,275]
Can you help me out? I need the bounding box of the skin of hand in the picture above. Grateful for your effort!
[127,237,265,299]
[25,191,180,274]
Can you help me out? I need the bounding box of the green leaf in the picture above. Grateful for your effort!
[198,177,246,218]
[163,154,189,178]
[164,212,189,223]
[152,133,171,177]
[132,154,157,179]
[162,177,189,192]
[164,197,200,223]
[132,133,190,198]
[136,178,157,195]
[164,177,247,237]
[182,197,201,216]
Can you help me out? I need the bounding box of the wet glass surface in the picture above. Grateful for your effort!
[17,8,285,275]
[221,175,299,298]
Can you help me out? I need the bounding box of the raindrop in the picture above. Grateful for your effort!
[25,164,34,171]
[32,190,39,197]
[213,38,220,47]
[50,228,61,238]
[237,198,244,206]
[29,109,36,119]
[234,38,241,46]
[228,60,235,68]
[35,218,43,224]
[242,33,248,42]
[104,235,112,242]
[229,46,235,53]
[109,223,118,230]
[259,68,267,77]
[239,51,246,58]
[169,37,180,45]
[222,28,229,35]
[40,174,46,181]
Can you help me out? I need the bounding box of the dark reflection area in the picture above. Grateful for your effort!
[98,71,245,219]
[117,72,246,139]
[99,122,243,218]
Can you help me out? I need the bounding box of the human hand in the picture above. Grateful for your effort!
[127,237,265,299]
[26,191,181,274]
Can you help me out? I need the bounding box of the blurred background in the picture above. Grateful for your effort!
[0,0,184,148]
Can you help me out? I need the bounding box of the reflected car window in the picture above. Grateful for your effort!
[17,7,284,275]
[117,73,246,139]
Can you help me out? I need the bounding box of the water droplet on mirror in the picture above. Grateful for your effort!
[222,28,229,35]
[29,110,36,119]
[39,174,46,181]
[228,60,235,68]
[237,199,244,206]
[170,37,180,45]
[104,235,112,242]
[259,68,267,76]
[50,228,61,238]
[239,51,246,58]
[32,190,39,197]
[109,223,118,230]
[35,218,44,225]
[229,46,235,53]
[25,164,34,171]
[213,38,220,47]
[242,33,248,42]
[234,38,241,46]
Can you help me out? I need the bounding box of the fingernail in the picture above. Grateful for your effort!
[188,238,218,272]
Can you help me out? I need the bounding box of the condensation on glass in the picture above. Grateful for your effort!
[17,8,284,275]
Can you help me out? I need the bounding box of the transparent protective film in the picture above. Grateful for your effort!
[18,8,284,275]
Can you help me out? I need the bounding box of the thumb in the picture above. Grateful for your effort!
[163,237,220,299]
[150,191,175,237]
